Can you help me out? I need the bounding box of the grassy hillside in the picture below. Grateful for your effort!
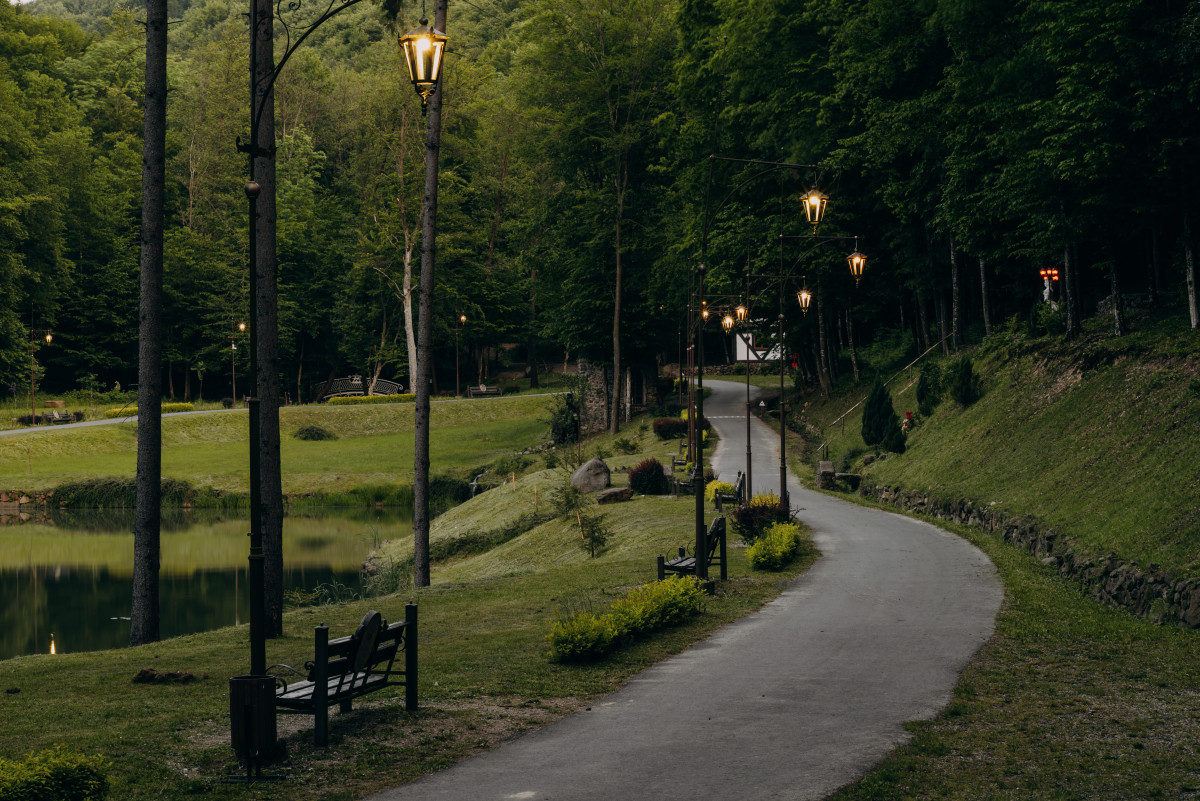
[796,308,1200,577]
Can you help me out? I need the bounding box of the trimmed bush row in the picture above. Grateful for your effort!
[652,416,711,439]
[0,745,109,801]
[547,575,706,662]
[326,393,416,406]
[103,402,194,418]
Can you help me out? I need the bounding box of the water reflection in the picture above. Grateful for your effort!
[0,507,412,661]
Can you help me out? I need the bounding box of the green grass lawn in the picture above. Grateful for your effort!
[0,396,550,495]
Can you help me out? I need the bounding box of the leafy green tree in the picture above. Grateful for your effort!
[862,375,902,451]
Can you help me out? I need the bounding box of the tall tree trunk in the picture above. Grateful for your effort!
[936,292,950,355]
[1063,242,1079,338]
[609,162,626,436]
[815,276,831,396]
[1107,251,1125,337]
[845,309,859,384]
[978,255,992,337]
[131,0,167,647]
[1149,227,1160,306]
[252,0,285,637]
[528,267,539,389]
[485,145,509,271]
[949,237,961,351]
[1185,212,1198,329]
[413,0,448,590]
[916,289,931,351]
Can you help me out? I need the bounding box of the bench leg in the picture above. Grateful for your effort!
[656,555,665,582]
[405,603,418,713]
[315,702,328,748]
[339,699,352,714]
[720,530,727,581]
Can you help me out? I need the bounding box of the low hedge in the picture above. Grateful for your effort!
[0,745,110,800]
[326,393,416,406]
[547,575,706,662]
[103,402,193,418]
[746,521,808,570]
[652,416,711,439]
[731,492,792,544]
[704,481,734,505]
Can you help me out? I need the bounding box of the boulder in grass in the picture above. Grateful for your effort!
[571,457,611,493]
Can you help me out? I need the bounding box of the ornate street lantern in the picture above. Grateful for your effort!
[801,187,829,228]
[1039,267,1060,282]
[796,283,812,314]
[722,313,735,333]
[847,249,866,286]
[399,17,448,115]
[736,303,748,323]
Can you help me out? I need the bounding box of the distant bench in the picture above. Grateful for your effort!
[466,384,502,398]
[271,606,417,747]
[714,471,745,512]
[656,516,727,582]
[47,410,74,424]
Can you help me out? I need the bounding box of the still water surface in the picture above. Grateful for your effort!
[0,507,412,661]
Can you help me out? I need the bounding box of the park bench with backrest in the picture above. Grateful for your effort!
[271,606,417,747]
[466,384,502,397]
[47,410,73,424]
[656,516,727,582]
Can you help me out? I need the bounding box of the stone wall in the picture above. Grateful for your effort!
[859,482,1200,629]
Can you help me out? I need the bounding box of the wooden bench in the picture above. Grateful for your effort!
[271,606,417,747]
[466,384,502,398]
[657,516,727,582]
[714,471,745,512]
[47,410,74,424]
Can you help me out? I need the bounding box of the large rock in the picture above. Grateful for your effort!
[816,460,835,490]
[596,487,633,505]
[571,457,611,493]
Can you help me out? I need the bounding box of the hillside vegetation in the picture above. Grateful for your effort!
[798,305,1200,578]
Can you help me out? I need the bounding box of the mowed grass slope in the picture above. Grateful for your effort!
[803,310,1200,576]
[0,395,549,494]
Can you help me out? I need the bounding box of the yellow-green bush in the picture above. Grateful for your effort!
[0,745,110,800]
[547,576,705,662]
[104,402,193,418]
[326,393,416,406]
[704,481,734,505]
[746,521,806,570]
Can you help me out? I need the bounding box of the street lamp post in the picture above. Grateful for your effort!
[230,0,446,768]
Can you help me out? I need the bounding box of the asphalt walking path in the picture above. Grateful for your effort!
[369,379,1002,801]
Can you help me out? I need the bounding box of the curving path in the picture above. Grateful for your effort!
[369,379,1001,801]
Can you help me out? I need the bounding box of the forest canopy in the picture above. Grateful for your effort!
[3,0,1197,402]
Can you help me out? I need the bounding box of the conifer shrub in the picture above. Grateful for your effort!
[861,377,899,448]
[628,458,669,495]
[731,492,792,544]
[0,745,110,800]
[916,361,942,416]
[948,355,982,406]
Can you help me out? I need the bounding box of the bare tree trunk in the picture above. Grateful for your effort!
[528,267,539,389]
[1064,242,1079,338]
[1107,251,1125,337]
[1149,227,1160,305]
[845,309,860,383]
[916,289,931,351]
[413,0,448,590]
[949,237,961,351]
[131,0,168,647]
[936,292,950,355]
[978,255,992,337]
[1186,212,1198,329]
[609,163,626,436]
[815,277,831,396]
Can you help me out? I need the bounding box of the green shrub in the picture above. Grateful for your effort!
[628,458,669,495]
[293,425,338,441]
[704,481,734,505]
[916,361,942,417]
[326,393,416,405]
[547,576,705,662]
[652,417,688,439]
[613,437,639,454]
[731,492,792,544]
[746,521,807,570]
[0,745,110,800]
[545,385,582,444]
[54,477,193,508]
[861,376,899,448]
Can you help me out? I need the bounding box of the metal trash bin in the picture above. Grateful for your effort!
[229,675,277,763]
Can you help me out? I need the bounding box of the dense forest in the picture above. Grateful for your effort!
[2,0,1198,403]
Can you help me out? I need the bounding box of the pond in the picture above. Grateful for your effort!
[0,506,412,661]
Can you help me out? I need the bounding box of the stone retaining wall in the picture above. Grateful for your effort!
[859,481,1200,629]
